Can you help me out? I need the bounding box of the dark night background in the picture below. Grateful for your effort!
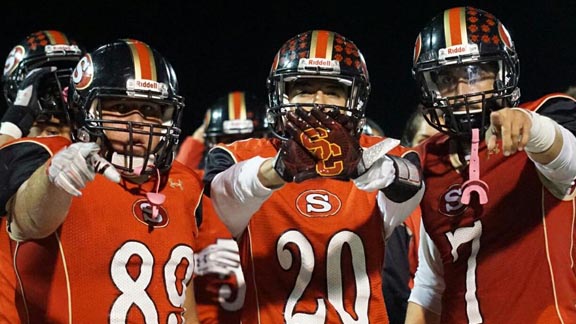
[2,1,575,139]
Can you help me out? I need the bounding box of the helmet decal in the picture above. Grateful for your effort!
[413,35,422,65]
[27,30,69,50]
[228,91,247,120]
[125,39,157,81]
[309,30,334,59]
[444,7,468,47]
[498,22,513,49]
[124,39,169,97]
[72,54,94,90]
[3,45,25,77]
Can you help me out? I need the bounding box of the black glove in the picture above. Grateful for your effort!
[1,66,57,137]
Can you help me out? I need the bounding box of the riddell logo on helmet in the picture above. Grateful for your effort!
[439,44,479,60]
[127,79,168,96]
[447,46,466,54]
[45,44,82,55]
[298,58,340,73]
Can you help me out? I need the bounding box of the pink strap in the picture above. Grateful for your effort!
[461,128,489,205]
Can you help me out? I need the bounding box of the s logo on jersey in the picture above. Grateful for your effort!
[439,184,467,217]
[296,189,342,218]
[132,199,169,227]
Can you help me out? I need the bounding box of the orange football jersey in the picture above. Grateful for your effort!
[214,135,414,324]
[0,137,203,323]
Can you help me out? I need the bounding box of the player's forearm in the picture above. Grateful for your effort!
[405,302,441,324]
[8,163,72,241]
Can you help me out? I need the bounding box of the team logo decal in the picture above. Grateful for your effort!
[132,198,169,227]
[71,54,94,90]
[438,184,467,217]
[3,45,25,77]
[295,189,342,218]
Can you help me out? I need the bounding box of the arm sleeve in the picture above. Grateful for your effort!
[407,221,444,315]
[204,147,275,237]
[534,125,576,196]
[378,182,424,240]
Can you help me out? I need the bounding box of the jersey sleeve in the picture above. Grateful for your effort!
[0,142,52,215]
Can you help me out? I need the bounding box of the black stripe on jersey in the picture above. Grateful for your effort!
[0,142,51,215]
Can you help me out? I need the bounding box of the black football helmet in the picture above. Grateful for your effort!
[204,91,269,148]
[412,7,520,138]
[2,30,84,122]
[68,39,184,175]
[267,30,370,140]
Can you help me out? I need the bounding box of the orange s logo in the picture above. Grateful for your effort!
[300,128,344,176]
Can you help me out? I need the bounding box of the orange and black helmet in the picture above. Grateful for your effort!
[2,30,84,121]
[68,39,184,174]
[204,91,269,148]
[412,7,520,138]
[267,30,370,139]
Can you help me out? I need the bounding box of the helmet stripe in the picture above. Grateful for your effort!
[228,91,246,120]
[310,30,333,59]
[126,40,157,81]
[498,23,513,49]
[45,30,69,45]
[444,7,467,46]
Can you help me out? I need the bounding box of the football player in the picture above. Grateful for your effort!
[203,29,424,323]
[406,7,576,323]
[0,39,203,323]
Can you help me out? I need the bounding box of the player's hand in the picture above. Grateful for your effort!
[485,108,532,156]
[287,107,362,179]
[1,67,58,137]
[273,137,318,183]
[47,142,121,196]
[194,243,241,276]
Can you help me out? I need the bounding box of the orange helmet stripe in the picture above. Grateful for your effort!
[310,30,334,59]
[228,91,246,120]
[45,30,68,44]
[444,7,467,46]
[126,40,157,81]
